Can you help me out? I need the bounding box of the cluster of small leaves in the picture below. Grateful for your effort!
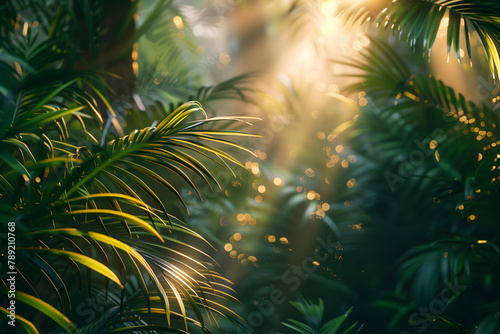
[280,297,362,334]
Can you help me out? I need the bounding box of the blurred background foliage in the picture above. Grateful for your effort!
[1,0,500,333]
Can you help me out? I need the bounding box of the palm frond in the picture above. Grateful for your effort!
[0,2,257,330]
[0,99,256,331]
[325,16,500,331]
[336,0,500,79]
[381,0,500,79]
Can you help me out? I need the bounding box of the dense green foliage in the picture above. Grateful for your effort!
[0,0,255,333]
[330,0,500,332]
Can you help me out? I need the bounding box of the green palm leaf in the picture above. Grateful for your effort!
[381,0,500,78]
[0,289,78,333]
[22,247,123,288]
[281,297,361,334]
